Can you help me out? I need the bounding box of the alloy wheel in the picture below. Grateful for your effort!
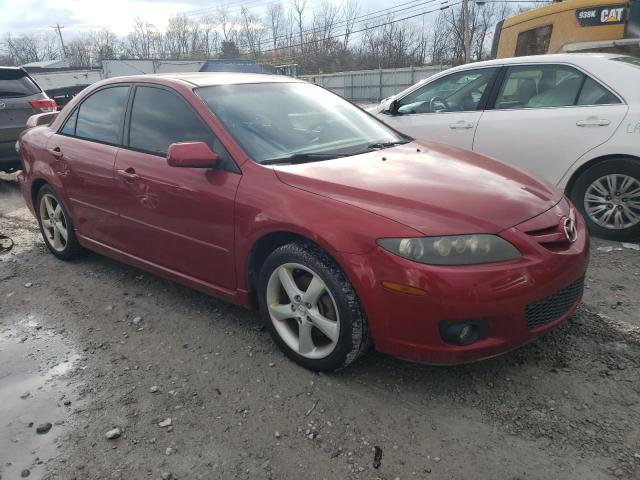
[584,174,640,230]
[266,263,340,360]
[39,193,69,252]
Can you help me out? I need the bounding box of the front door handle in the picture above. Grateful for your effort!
[576,117,611,127]
[117,168,140,182]
[49,147,63,159]
[449,121,474,130]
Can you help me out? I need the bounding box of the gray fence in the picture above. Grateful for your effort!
[301,65,447,102]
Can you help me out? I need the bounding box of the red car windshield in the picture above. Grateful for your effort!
[196,82,406,164]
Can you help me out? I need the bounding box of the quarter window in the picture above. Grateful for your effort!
[396,68,496,115]
[74,86,129,144]
[577,77,620,105]
[515,25,553,57]
[60,108,78,136]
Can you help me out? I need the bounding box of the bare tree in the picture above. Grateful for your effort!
[240,7,266,59]
[2,32,60,65]
[267,2,284,49]
[125,18,161,58]
[201,15,219,58]
[342,0,359,49]
[290,0,307,51]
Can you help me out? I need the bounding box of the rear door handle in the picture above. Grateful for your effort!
[117,168,140,182]
[449,121,474,130]
[49,147,63,159]
[576,117,611,127]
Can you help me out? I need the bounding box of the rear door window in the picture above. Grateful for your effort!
[494,64,621,110]
[0,69,40,97]
[75,86,129,145]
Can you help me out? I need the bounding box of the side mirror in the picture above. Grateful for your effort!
[167,142,220,169]
[389,99,400,116]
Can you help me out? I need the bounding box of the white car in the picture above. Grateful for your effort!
[370,53,640,241]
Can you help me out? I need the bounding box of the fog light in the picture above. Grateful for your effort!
[458,324,475,342]
[439,319,489,346]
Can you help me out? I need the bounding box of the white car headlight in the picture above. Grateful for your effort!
[377,235,521,265]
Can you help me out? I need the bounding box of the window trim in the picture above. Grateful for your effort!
[122,83,241,174]
[56,83,132,148]
[392,67,501,117]
[484,62,625,112]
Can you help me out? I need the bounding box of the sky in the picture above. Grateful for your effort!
[0,0,398,37]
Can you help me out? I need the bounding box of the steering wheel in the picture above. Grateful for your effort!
[307,121,332,144]
[429,96,451,113]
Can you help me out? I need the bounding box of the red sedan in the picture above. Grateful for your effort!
[16,73,589,371]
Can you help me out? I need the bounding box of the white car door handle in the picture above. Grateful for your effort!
[449,121,474,130]
[576,118,611,127]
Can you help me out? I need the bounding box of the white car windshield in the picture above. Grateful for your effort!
[196,82,408,164]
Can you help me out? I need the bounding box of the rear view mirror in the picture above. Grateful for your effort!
[389,99,400,115]
[167,142,220,168]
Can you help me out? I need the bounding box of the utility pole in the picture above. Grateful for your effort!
[462,0,471,63]
[53,23,68,61]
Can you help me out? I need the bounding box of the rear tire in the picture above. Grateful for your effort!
[570,158,640,241]
[35,184,87,260]
[257,241,371,371]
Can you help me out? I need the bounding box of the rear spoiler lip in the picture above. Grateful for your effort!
[26,111,59,129]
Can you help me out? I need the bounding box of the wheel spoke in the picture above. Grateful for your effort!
[298,321,315,355]
[41,218,53,228]
[600,207,615,225]
[591,180,609,197]
[606,175,617,194]
[308,309,339,342]
[614,209,624,229]
[268,303,294,322]
[53,204,62,220]
[53,226,62,249]
[44,196,55,218]
[302,275,326,305]
[57,222,68,242]
[584,192,607,204]
[277,266,302,301]
[586,204,608,216]
[619,175,635,195]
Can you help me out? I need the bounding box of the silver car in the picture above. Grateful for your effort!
[0,67,56,173]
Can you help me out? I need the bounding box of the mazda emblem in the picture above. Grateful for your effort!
[562,215,578,243]
[0,101,5,110]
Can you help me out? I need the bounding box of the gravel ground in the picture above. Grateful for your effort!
[1,172,639,480]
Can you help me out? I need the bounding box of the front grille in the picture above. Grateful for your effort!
[525,276,584,330]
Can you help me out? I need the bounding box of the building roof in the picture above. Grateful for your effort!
[21,59,71,69]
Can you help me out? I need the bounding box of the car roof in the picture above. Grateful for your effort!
[399,52,639,103]
[105,72,304,88]
[446,53,622,71]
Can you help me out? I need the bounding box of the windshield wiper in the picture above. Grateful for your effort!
[366,139,412,150]
[261,152,345,165]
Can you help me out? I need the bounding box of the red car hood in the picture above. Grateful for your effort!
[273,141,562,236]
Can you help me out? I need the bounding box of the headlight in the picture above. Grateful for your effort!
[377,235,521,265]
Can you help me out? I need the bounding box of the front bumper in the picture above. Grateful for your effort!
[340,203,590,364]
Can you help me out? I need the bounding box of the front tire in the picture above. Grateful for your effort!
[570,158,640,241]
[36,184,87,260]
[257,242,371,371]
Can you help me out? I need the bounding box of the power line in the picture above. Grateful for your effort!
[259,1,459,54]
[224,0,447,51]
[182,0,274,18]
